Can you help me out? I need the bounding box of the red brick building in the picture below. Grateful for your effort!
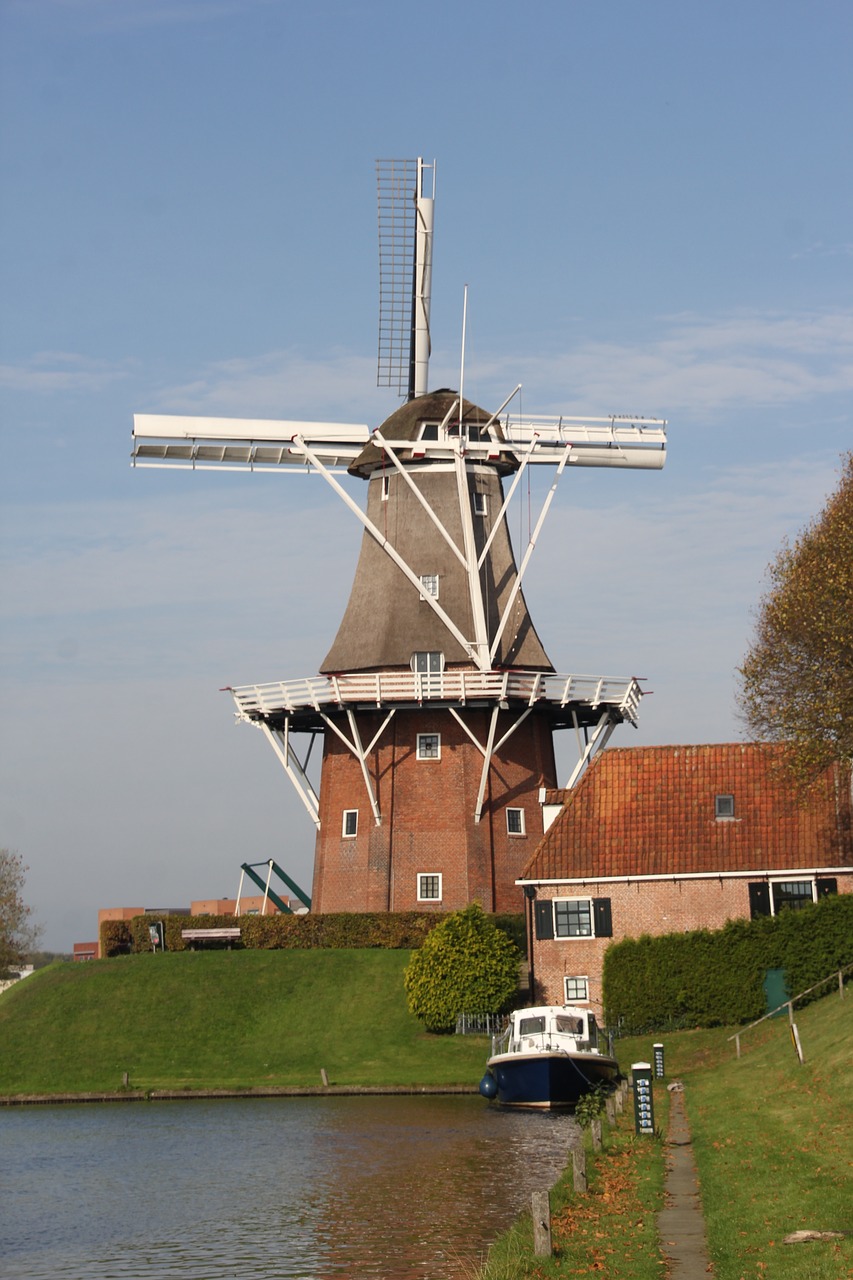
[518,744,853,1015]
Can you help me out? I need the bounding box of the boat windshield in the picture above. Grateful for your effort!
[518,1016,546,1036]
[554,1015,584,1036]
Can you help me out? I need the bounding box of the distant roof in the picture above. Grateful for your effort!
[521,743,853,881]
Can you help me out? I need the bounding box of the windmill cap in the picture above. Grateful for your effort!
[348,389,516,478]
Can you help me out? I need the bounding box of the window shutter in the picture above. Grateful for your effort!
[592,898,613,938]
[534,900,554,940]
[816,878,838,898]
[748,882,771,918]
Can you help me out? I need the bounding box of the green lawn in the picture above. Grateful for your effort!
[0,950,489,1094]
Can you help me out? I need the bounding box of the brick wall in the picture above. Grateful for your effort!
[532,873,853,1014]
[313,705,556,913]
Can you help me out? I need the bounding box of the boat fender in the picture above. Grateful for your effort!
[479,1072,498,1100]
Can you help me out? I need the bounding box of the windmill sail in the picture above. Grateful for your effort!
[376,157,435,399]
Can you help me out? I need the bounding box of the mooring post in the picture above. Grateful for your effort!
[320,1068,329,1087]
[605,1096,616,1126]
[531,1189,552,1256]
[572,1145,588,1193]
[591,1118,602,1152]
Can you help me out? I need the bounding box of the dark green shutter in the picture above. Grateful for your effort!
[816,877,838,898]
[592,898,612,938]
[534,900,554,940]
[748,881,771,918]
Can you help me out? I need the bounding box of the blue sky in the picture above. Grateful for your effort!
[1,0,851,951]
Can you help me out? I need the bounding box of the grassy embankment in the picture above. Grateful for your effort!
[475,990,852,1280]
[0,950,486,1095]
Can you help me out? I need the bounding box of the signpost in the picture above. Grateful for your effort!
[632,1062,655,1135]
[653,1042,665,1078]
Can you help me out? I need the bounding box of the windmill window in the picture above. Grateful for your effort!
[342,809,358,838]
[564,976,589,1002]
[473,492,487,516]
[381,474,390,501]
[715,794,735,819]
[506,807,526,836]
[417,733,441,760]
[418,423,439,441]
[419,574,439,600]
[417,873,442,902]
[411,651,444,675]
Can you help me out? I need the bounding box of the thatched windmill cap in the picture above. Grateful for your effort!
[348,389,517,478]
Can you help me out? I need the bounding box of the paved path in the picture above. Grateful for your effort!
[658,1086,714,1277]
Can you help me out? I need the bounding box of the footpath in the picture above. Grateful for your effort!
[658,1085,714,1276]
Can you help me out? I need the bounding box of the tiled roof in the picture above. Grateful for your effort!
[521,743,853,881]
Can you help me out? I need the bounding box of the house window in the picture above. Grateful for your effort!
[564,976,589,1002]
[417,733,440,760]
[417,873,442,902]
[537,897,613,940]
[715,794,735,819]
[419,574,439,600]
[772,880,816,912]
[473,491,487,516]
[748,877,835,918]
[554,898,593,937]
[506,807,526,836]
[342,809,358,838]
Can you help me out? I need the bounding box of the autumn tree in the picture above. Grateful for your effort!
[737,452,853,777]
[0,848,41,974]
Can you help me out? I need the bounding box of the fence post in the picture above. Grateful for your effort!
[591,1118,602,1151]
[840,970,845,1000]
[605,1096,616,1127]
[531,1190,552,1256]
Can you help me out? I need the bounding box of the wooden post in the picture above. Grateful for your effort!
[614,1087,623,1115]
[572,1146,587,1193]
[320,1068,329,1087]
[531,1190,552,1257]
[122,1071,129,1088]
[840,969,845,1000]
[605,1096,616,1126]
[734,1033,741,1059]
[591,1118,602,1151]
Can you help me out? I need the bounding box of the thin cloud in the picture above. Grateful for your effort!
[0,352,130,394]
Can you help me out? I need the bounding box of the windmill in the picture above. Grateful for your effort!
[132,158,667,915]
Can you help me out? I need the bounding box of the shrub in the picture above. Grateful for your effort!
[603,894,853,1033]
[403,902,521,1034]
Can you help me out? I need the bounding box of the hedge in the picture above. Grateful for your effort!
[603,893,853,1034]
[99,911,524,957]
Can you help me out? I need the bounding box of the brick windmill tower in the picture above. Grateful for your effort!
[133,158,667,915]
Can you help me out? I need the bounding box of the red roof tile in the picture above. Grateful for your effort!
[522,744,853,881]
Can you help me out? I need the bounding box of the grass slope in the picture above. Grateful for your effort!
[0,951,489,1095]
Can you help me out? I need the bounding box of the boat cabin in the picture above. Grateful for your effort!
[504,1005,601,1055]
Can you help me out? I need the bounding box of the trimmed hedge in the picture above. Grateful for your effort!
[603,894,853,1034]
[99,911,524,957]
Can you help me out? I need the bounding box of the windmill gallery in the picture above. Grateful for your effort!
[131,158,667,918]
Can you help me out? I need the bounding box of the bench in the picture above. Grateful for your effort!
[181,927,242,950]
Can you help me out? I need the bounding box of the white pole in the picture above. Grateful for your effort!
[412,158,434,399]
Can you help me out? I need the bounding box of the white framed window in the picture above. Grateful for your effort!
[506,807,526,836]
[473,491,487,516]
[342,809,358,838]
[411,650,444,675]
[419,574,439,600]
[417,873,442,902]
[715,794,735,819]
[536,897,612,941]
[381,474,390,501]
[564,976,589,1002]
[749,876,836,918]
[554,898,593,937]
[417,733,441,760]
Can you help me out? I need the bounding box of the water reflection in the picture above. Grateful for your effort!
[1,1096,578,1279]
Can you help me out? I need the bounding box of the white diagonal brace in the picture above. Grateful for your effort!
[259,721,321,829]
[293,435,486,669]
[564,711,620,789]
[318,709,383,826]
[372,429,467,567]
[489,443,572,664]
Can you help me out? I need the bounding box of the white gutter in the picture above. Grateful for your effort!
[517,867,852,887]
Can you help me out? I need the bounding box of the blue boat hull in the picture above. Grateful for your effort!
[483,1051,619,1109]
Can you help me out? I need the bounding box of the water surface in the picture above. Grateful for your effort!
[1,1095,578,1279]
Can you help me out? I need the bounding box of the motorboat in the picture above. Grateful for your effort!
[478,1004,619,1109]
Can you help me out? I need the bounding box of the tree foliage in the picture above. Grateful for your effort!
[0,848,41,975]
[738,452,853,777]
[403,903,520,1034]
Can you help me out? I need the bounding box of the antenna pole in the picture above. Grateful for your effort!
[410,157,435,399]
[459,283,468,431]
